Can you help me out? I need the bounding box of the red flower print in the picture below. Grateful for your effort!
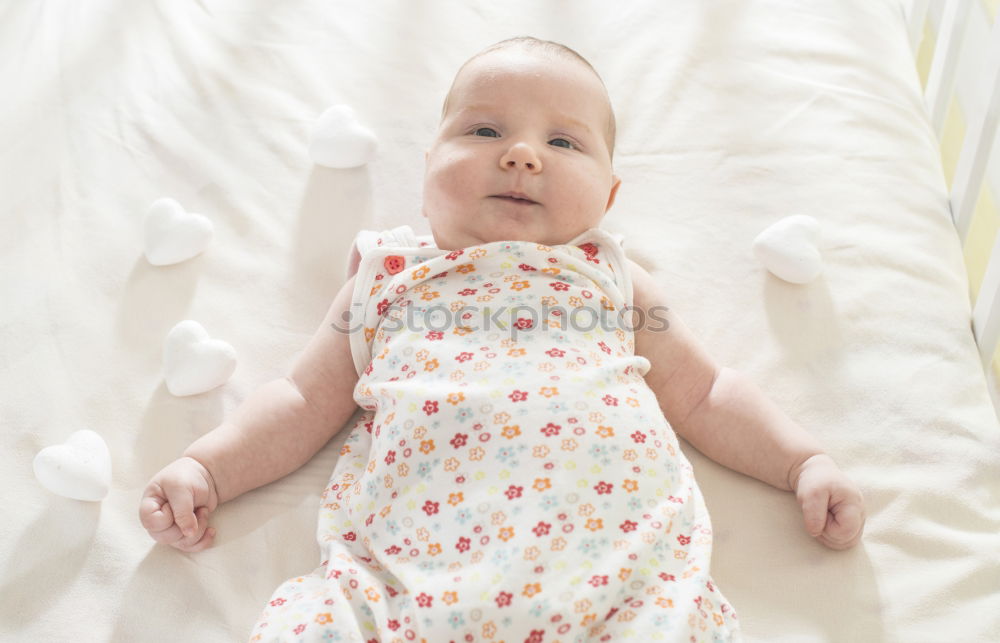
[422,500,440,516]
[605,607,619,621]
[458,288,477,296]
[385,545,401,555]
[518,263,537,271]
[588,575,609,587]
[423,400,439,415]
[383,256,405,274]
[594,481,613,495]
[526,631,545,643]
[532,521,551,536]
[416,592,433,607]
[270,597,286,607]
[549,282,569,292]
[540,422,561,437]
[545,348,565,358]
[508,390,528,402]
[602,394,619,406]
[578,242,598,258]
[384,450,395,464]
[343,531,357,541]
[455,351,474,363]
[677,534,691,546]
[597,341,611,354]
[630,430,647,443]
[504,485,524,500]
[620,520,638,533]
[376,298,390,316]
[450,433,468,448]
[446,249,464,260]
[514,317,534,330]
[387,619,400,631]
[456,536,471,553]
[426,330,443,341]
[659,572,676,582]
[294,625,306,635]
[495,591,513,607]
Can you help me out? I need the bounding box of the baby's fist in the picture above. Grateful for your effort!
[790,453,865,550]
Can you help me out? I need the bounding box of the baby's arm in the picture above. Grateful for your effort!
[139,275,361,551]
[628,260,865,549]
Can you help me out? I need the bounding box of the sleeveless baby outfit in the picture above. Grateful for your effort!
[249,226,740,642]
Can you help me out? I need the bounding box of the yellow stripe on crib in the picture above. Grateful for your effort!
[918,13,1000,375]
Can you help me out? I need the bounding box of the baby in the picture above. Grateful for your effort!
[140,37,865,642]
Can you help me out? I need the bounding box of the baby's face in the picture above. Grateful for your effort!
[422,50,620,251]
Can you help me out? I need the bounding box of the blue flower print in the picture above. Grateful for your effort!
[455,508,472,524]
[448,611,466,629]
[539,494,558,511]
[455,407,474,423]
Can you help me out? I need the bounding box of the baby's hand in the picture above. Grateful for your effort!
[790,453,866,550]
[139,456,219,552]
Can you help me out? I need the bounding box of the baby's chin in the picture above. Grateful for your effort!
[430,224,578,251]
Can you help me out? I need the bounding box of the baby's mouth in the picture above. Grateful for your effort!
[491,192,539,205]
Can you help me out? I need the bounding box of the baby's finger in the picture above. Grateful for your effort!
[799,487,830,538]
[162,481,198,539]
[174,526,217,553]
[823,503,865,548]
[139,493,174,533]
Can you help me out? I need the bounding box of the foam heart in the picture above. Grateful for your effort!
[308,104,378,168]
[33,429,111,501]
[144,198,214,266]
[752,215,823,284]
[163,320,237,396]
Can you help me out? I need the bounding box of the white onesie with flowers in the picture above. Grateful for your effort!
[249,226,740,642]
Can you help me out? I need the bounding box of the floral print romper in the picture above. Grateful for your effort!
[249,226,740,642]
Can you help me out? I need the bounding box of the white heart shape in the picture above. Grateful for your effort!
[752,215,824,284]
[308,104,378,168]
[163,320,237,396]
[33,430,111,501]
[144,198,214,266]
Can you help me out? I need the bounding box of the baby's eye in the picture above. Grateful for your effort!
[473,127,500,138]
[548,138,575,150]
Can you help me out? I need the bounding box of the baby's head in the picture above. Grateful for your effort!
[422,37,621,251]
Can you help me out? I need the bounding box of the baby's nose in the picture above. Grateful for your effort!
[500,143,542,173]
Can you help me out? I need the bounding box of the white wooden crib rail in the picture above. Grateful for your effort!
[908,0,1000,373]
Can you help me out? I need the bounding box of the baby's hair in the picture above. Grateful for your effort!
[440,36,617,160]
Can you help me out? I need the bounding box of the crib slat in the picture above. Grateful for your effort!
[951,16,1000,242]
[974,235,1000,366]
[907,0,931,52]
[925,0,971,136]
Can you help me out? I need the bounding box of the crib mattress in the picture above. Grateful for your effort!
[2,0,998,641]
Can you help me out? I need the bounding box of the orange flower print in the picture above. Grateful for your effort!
[364,327,375,342]
[444,457,460,472]
[424,358,439,371]
[501,425,521,439]
[453,325,473,336]
[420,290,440,301]
[532,445,550,458]
[448,492,464,505]
[532,477,551,491]
[469,446,485,461]
[550,537,567,551]
[482,622,497,638]
[442,590,458,605]
[522,583,541,597]
[494,411,511,424]
[455,263,476,274]
[538,386,559,398]
[585,518,604,531]
[498,526,515,541]
[561,438,578,451]
[510,280,530,291]
[415,349,429,361]
[623,479,639,493]
[626,397,640,407]
[419,439,435,454]
[623,449,638,461]
[596,425,614,438]
[427,543,442,556]
[411,265,430,280]
[315,613,333,625]
[364,587,381,601]
[578,503,595,516]
[618,568,632,581]
[469,248,487,258]
[447,392,465,405]
[507,347,526,357]
[656,597,674,608]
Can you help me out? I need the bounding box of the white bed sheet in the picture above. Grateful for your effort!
[2,0,999,641]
